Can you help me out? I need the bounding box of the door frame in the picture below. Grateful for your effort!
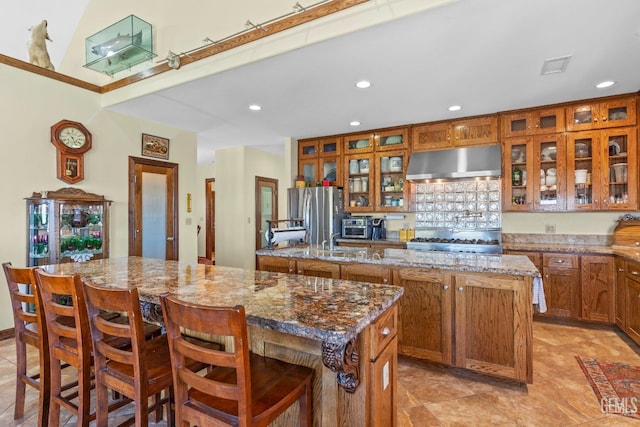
[255,176,278,250]
[205,178,215,260]
[128,156,179,259]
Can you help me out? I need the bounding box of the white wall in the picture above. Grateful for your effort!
[214,146,289,270]
[503,212,630,235]
[0,63,199,330]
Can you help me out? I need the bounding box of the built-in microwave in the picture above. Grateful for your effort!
[342,217,372,239]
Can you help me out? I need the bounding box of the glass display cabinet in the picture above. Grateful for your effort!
[26,188,111,266]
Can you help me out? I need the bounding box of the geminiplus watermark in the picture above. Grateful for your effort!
[601,397,638,415]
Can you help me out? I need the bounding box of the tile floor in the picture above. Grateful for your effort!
[0,320,638,426]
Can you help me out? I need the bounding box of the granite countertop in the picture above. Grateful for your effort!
[336,238,407,247]
[40,256,403,345]
[257,246,540,277]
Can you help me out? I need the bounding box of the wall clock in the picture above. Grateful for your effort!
[50,120,92,184]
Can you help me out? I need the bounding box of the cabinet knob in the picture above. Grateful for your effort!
[443,285,449,290]
[632,271,639,276]
[298,270,302,274]
[458,287,463,292]
[381,327,391,337]
[602,116,607,121]
[545,274,549,278]
[594,117,598,122]
[555,259,564,264]
[383,278,388,283]
[289,268,294,273]
[618,268,625,272]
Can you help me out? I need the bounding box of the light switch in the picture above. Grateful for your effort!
[185,218,192,225]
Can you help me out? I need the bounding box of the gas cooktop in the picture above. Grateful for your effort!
[407,230,503,254]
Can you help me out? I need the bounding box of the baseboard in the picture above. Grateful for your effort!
[0,328,15,341]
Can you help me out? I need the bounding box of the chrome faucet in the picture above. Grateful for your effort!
[321,239,328,250]
[329,232,340,251]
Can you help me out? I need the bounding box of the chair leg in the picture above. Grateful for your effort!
[153,391,163,422]
[38,345,51,427]
[14,340,26,420]
[77,363,93,427]
[166,386,175,427]
[48,359,61,427]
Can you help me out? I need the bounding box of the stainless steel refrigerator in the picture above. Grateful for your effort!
[288,187,346,246]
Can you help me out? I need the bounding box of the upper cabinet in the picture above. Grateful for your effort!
[502,107,565,138]
[565,96,637,131]
[412,115,498,152]
[298,136,342,187]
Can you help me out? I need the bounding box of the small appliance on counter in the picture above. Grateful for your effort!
[342,216,372,239]
[371,218,386,240]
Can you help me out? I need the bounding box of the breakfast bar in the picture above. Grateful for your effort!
[41,256,404,426]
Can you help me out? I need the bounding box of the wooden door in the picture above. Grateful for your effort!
[581,255,614,322]
[625,276,640,345]
[370,336,397,427]
[341,263,390,284]
[394,268,452,364]
[128,157,178,260]
[503,137,534,211]
[256,255,295,274]
[255,176,278,250]
[205,178,215,261]
[296,259,340,278]
[542,267,581,318]
[454,273,532,383]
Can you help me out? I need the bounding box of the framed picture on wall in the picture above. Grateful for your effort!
[141,133,169,160]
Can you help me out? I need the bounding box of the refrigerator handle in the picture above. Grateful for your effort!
[303,189,311,244]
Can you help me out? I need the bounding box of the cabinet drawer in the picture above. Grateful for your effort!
[543,253,578,269]
[626,260,640,279]
[370,306,397,359]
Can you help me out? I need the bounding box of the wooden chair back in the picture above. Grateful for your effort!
[2,262,49,426]
[160,294,253,423]
[161,294,313,426]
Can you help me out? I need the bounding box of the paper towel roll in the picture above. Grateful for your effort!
[266,227,306,245]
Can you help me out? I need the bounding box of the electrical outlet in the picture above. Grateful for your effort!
[545,224,556,233]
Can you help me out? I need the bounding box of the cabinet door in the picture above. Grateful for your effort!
[411,122,452,151]
[625,276,640,345]
[581,255,614,323]
[370,336,397,427]
[375,128,409,151]
[454,273,532,383]
[341,263,391,284]
[451,116,498,147]
[344,132,374,154]
[599,97,637,129]
[601,127,637,210]
[566,102,598,131]
[533,134,566,211]
[542,267,581,318]
[532,107,565,135]
[503,137,534,211]
[256,256,296,274]
[27,199,53,266]
[320,155,341,187]
[298,158,319,185]
[394,268,452,364]
[501,112,531,139]
[344,154,374,212]
[298,139,319,159]
[318,136,342,157]
[615,257,626,329]
[296,259,341,278]
[375,149,408,212]
[566,131,599,210]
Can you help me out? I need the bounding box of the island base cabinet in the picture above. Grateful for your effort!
[625,276,640,345]
[394,268,453,365]
[370,336,397,427]
[256,255,295,274]
[454,273,533,383]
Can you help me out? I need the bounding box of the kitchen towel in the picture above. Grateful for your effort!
[532,276,547,313]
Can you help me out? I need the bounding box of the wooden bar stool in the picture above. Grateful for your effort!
[160,294,314,427]
[82,279,178,427]
[33,269,131,427]
[2,262,55,427]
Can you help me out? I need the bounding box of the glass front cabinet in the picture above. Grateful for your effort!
[26,188,111,266]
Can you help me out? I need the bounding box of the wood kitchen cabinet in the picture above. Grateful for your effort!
[625,259,640,345]
[454,272,532,383]
[298,136,342,187]
[256,255,296,274]
[411,115,498,152]
[296,259,341,278]
[581,255,615,323]
[393,268,452,364]
[542,253,581,319]
[566,95,637,131]
[615,257,626,329]
[342,263,391,284]
[369,306,398,427]
[565,127,637,211]
[344,127,409,213]
[503,133,566,212]
[501,107,565,138]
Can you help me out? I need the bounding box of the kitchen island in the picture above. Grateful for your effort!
[257,246,541,383]
[41,256,404,427]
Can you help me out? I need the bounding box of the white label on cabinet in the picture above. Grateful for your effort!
[383,361,389,390]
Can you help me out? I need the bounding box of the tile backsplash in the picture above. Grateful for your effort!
[413,179,502,229]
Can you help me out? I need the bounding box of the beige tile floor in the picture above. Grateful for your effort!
[0,320,638,426]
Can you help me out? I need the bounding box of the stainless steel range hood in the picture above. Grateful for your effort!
[406,145,501,181]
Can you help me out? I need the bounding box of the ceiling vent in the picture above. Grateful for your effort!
[541,55,571,75]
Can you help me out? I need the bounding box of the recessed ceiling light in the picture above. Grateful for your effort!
[249,104,262,111]
[350,121,361,127]
[448,105,462,111]
[596,80,615,89]
[355,80,371,89]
